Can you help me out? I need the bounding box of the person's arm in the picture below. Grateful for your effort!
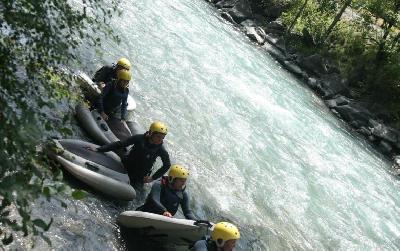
[181,191,195,220]
[120,92,128,120]
[97,134,138,152]
[149,182,167,215]
[151,147,171,180]
[95,82,112,113]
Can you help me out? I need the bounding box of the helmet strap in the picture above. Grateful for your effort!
[215,239,225,248]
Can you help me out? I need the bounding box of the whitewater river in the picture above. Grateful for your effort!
[12,0,400,250]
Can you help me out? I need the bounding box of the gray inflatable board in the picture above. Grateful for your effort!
[117,211,212,245]
[50,139,136,200]
[90,109,120,143]
[107,118,132,141]
[75,71,136,111]
[75,103,112,145]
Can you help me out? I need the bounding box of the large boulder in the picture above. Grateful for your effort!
[217,0,253,23]
[368,119,399,144]
[215,0,238,8]
[264,43,287,64]
[324,95,352,108]
[333,104,373,128]
[220,11,236,24]
[319,74,350,99]
[283,61,306,78]
[297,54,329,77]
[265,20,285,35]
[244,26,267,45]
[240,19,257,27]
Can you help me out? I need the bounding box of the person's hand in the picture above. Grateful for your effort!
[86,146,98,152]
[100,112,108,121]
[163,211,172,218]
[143,176,153,183]
[99,82,106,89]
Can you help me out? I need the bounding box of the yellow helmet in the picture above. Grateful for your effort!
[211,222,240,246]
[149,121,168,135]
[168,165,189,181]
[117,69,132,81]
[117,57,131,70]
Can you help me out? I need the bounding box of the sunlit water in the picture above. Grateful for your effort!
[12,0,400,250]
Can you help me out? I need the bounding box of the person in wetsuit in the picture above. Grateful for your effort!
[92,57,131,86]
[136,164,195,220]
[191,222,240,251]
[94,69,131,122]
[95,121,170,188]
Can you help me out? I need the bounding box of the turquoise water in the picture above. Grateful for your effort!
[15,0,400,250]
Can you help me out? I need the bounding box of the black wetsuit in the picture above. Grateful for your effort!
[95,82,128,120]
[92,64,118,84]
[97,133,170,186]
[190,238,217,251]
[137,177,195,220]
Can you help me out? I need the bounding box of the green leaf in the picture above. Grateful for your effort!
[60,201,68,208]
[42,186,50,198]
[71,190,86,200]
[32,219,48,230]
[2,233,13,245]
[60,127,73,136]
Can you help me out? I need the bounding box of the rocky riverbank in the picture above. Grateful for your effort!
[204,0,400,168]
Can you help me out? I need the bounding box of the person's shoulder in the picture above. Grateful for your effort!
[151,180,162,188]
[192,239,208,250]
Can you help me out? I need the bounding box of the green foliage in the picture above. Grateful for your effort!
[0,0,121,246]
[282,0,334,42]
[71,190,87,200]
[281,0,400,125]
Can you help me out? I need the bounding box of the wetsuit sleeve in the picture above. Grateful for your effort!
[151,147,171,180]
[95,82,112,113]
[97,134,139,152]
[190,240,208,251]
[181,191,195,220]
[149,182,167,214]
[120,92,128,120]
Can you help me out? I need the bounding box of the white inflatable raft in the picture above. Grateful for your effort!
[117,211,212,245]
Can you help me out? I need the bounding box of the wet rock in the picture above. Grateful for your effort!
[263,43,287,64]
[319,74,349,99]
[307,77,319,90]
[325,95,352,108]
[378,140,394,155]
[283,60,305,78]
[334,104,373,128]
[253,14,269,25]
[265,20,285,35]
[356,126,372,136]
[240,19,256,27]
[297,54,329,77]
[228,3,253,23]
[221,12,236,24]
[369,119,399,144]
[244,26,266,45]
[215,0,237,8]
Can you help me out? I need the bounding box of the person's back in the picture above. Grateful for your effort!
[137,165,195,220]
[95,69,131,121]
[92,57,131,84]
